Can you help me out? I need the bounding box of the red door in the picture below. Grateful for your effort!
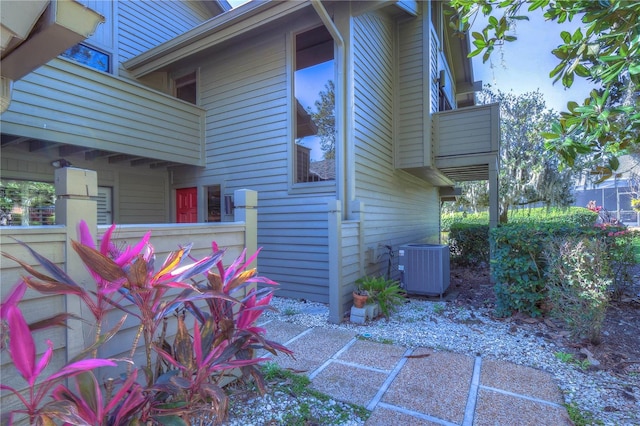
[176,187,197,223]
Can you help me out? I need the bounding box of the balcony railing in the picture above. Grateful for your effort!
[1,58,205,166]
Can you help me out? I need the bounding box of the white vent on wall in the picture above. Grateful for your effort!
[398,244,450,297]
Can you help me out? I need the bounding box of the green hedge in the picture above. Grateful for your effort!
[490,222,584,317]
[449,223,490,266]
[444,207,597,269]
[442,211,488,232]
[490,220,634,318]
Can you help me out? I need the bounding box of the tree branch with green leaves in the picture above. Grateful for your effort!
[449,0,640,180]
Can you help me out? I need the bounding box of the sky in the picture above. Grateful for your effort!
[470,9,594,112]
[226,0,597,160]
[228,0,594,113]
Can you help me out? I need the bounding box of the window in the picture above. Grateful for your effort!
[0,180,56,226]
[206,185,221,222]
[61,43,110,72]
[439,87,453,112]
[294,26,335,183]
[175,71,197,104]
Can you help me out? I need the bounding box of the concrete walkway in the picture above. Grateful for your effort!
[260,319,573,426]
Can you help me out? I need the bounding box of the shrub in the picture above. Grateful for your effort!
[441,211,488,232]
[594,224,638,299]
[544,237,611,344]
[448,223,489,266]
[355,275,405,320]
[507,206,597,227]
[0,221,292,425]
[490,207,634,322]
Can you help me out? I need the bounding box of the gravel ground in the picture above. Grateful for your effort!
[224,296,639,426]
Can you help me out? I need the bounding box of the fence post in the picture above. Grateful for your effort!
[234,189,258,300]
[328,200,343,324]
[54,167,98,360]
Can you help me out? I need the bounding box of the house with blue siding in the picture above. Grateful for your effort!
[1,0,499,323]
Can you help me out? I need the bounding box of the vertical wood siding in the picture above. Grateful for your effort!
[353,12,440,279]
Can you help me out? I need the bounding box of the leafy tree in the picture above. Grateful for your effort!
[310,80,336,160]
[450,0,640,177]
[443,181,489,214]
[459,89,576,222]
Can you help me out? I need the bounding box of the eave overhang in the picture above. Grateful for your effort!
[444,10,481,108]
[1,0,104,81]
[124,0,311,78]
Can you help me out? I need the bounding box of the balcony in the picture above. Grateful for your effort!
[1,58,205,167]
[398,103,499,185]
[433,103,500,183]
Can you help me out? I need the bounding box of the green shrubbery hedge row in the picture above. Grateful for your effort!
[447,207,637,342]
[444,207,597,267]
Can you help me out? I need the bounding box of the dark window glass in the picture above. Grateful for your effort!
[175,72,197,104]
[61,43,110,72]
[206,185,221,222]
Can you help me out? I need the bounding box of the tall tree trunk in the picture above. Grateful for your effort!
[499,203,509,224]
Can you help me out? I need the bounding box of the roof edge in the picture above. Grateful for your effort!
[123,0,309,78]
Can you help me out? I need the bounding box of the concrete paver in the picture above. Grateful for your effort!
[260,320,571,426]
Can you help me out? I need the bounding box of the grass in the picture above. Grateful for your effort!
[564,402,604,426]
[554,351,590,370]
[432,303,446,315]
[258,362,370,425]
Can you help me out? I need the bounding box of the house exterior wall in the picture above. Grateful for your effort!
[353,10,440,280]
[1,58,206,166]
[1,0,475,315]
[396,8,427,169]
[116,0,212,72]
[1,148,170,224]
[170,8,337,303]
[167,3,443,303]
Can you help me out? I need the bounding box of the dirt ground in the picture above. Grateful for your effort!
[449,264,640,375]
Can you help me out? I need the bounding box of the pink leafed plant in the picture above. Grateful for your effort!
[1,221,293,425]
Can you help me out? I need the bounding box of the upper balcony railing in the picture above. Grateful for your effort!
[1,58,205,166]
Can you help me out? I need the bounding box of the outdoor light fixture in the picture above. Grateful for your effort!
[51,158,73,168]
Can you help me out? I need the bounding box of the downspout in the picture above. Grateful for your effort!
[310,0,349,219]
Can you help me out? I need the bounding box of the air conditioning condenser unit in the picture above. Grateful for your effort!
[398,244,450,296]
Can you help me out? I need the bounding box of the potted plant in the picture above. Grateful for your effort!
[352,287,369,308]
[356,275,406,320]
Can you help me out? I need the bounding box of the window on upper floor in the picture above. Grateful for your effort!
[61,43,110,73]
[439,87,453,111]
[293,25,336,184]
[174,71,198,104]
